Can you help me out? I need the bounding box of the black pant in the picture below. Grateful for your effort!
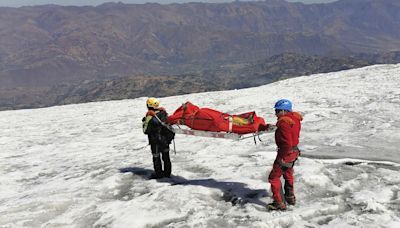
[150,143,171,178]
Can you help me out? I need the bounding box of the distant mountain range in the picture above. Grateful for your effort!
[1,52,399,111]
[1,0,400,88]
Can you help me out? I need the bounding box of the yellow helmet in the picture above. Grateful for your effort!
[146,97,160,109]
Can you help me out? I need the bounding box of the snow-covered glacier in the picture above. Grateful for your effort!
[1,64,400,227]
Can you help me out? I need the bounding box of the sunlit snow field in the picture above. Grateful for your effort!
[1,64,400,227]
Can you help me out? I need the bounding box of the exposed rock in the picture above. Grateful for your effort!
[1,0,400,88]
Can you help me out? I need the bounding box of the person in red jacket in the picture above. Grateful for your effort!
[267,99,303,211]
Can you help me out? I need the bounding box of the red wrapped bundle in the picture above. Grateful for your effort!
[167,102,266,134]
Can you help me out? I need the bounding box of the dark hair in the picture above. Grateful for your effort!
[147,106,156,110]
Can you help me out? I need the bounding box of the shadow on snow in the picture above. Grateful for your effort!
[119,167,269,207]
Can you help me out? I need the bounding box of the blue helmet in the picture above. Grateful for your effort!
[274,99,292,112]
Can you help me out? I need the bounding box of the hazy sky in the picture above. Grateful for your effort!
[0,0,338,7]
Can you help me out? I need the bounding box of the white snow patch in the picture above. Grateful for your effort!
[1,64,400,227]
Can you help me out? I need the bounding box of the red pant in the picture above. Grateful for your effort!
[268,161,294,202]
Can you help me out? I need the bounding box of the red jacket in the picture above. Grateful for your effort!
[275,112,303,162]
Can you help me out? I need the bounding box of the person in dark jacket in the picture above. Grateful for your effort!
[267,99,303,211]
[142,97,175,179]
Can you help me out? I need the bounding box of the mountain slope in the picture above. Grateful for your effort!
[3,51,400,111]
[2,53,384,111]
[1,64,400,227]
[1,0,400,88]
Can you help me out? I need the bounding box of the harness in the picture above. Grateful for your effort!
[278,146,301,169]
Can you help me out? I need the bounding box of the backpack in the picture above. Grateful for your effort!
[161,124,175,145]
[153,110,175,145]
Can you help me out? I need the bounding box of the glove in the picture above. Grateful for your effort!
[258,124,271,131]
[146,110,156,116]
